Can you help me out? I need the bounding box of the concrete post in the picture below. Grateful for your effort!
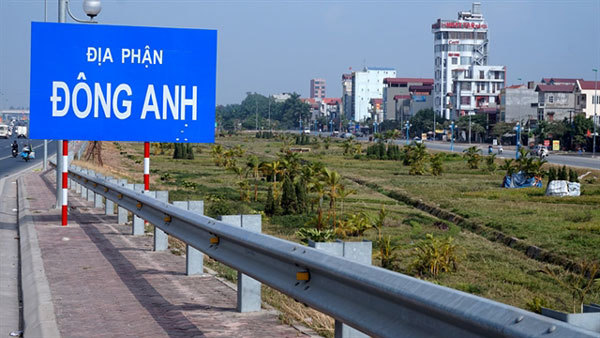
[86,170,95,202]
[173,201,205,276]
[80,169,88,198]
[117,180,129,224]
[105,178,117,215]
[309,240,372,338]
[153,191,169,251]
[220,214,262,313]
[132,184,145,235]
[94,173,105,208]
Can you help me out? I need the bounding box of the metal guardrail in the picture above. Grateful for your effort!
[65,166,598,338]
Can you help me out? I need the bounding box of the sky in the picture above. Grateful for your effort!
[1,0,599,109]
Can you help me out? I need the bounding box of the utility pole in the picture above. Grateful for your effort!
[268,95,271,132]
[450,121,455,152]
[516,121,521,160]
[433,110,436,141]
[593,68,598,158]
[255,96,258,131]
[55,0,67,209]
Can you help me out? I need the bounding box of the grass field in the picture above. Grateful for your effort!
[80,136,600,334]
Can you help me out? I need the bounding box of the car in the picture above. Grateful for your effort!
[413,136,423,144]
[529,144,549,156]
[303,129,311,135]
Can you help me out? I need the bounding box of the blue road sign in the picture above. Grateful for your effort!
[30,22,217,143]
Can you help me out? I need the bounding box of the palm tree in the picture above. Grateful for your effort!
[337,184,356,216]
[462,146,482,169]
[409,142,429,175]
[322,168,343,229]
[210,144,224,166]
[307,176,326,230]
[246,155,261,201]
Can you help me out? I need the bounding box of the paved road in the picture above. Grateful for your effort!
[422,141,600,170]
[0,139,56,178]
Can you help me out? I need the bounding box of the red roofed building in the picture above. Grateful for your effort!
[535,83,583,122]
[383,77,434,121]
[576,80,600,119]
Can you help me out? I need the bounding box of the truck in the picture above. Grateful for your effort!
[16,126,27,138]
[0,124,8,138]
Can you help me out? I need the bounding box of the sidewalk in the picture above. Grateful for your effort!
[21,169,306,337]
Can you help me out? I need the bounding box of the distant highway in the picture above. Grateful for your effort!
[288,130,599,170]
[0,139,56,178]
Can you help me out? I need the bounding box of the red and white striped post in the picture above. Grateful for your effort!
[144,142,150,191]
[61,140,69,226]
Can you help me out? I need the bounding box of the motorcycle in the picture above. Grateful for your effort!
[20,150,35,162]
[498,147,503,154]
[11,148,18,158]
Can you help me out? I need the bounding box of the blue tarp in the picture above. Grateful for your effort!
[502,171,542,188]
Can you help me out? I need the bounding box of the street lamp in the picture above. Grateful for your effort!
[593,68,598,158]
[515,121,521,160]
[55,0,101,209]
[450,121,455,152]
[405,121,411,145]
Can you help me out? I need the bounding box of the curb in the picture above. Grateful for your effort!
[17,177,61,338]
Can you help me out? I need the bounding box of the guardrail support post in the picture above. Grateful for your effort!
[153,191,169,251]
[220,214,262,313]
[86,170,95,202]
[173,201,205,275]
[94,173,105,208]
[117,180,130,224]
[80,169,88,198]
[132,184,145,235]
[105,178,117,215]
[309,240,372,338]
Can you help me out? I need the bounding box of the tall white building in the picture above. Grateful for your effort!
[351,67,396,122]
[431,2,505,119]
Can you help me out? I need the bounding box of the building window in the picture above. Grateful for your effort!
[479,71,484,79]
[460,82,471,90]
[452,58,458,65]
[549,95,554,103]
[460,96,471,105]
[460,56,472,65]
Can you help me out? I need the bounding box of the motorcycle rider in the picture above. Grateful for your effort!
[488,145,493,155]
[11,140,18,156]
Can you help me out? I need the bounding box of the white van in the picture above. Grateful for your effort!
[0,125,9,138]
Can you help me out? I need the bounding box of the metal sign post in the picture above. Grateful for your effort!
[144,142,150,191]
[61,140,68,225]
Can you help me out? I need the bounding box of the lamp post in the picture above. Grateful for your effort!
[450,121,455,152]
[468,114,472,144]
[593,68,598,158]
[515,121,521,160]
[55,0,101,210]
[405,121,411,145]
[433,110,436,141]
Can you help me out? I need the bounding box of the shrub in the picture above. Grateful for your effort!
[547,167,557,182]
[377,235,399,270]
[430,153,444,176]
[485,154,497,173]
[462,146,481,169]
[281,175,298,214]
[558,165,568,180]
[295,228,335,244]
[411,234,462,277]
[568,168,579,183]
[525,297,550,314]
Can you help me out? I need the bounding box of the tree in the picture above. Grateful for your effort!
[430,153,444,176]
[265,185,276,215]
[491,122,515,138]
[322,168,343,226]
[408,142,429,175]
[409,109,447,136]
[281,175,297,214]
[295,178,308,214]
[463,146,482,169]
[246,155,261,201]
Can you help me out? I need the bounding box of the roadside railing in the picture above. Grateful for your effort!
[61,164,597,338]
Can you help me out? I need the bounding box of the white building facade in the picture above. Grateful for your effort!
[431,2,505,119]
[351,67,396,122]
